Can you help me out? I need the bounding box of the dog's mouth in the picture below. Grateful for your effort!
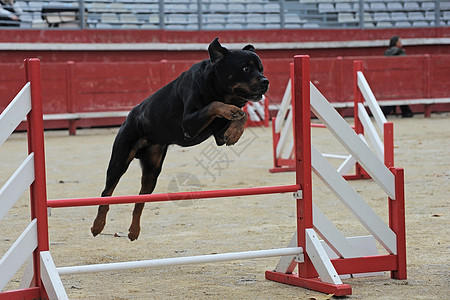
[230,80,269,104]
[233,88,267,102]
[231,93,263,105]
[245,93,264,102]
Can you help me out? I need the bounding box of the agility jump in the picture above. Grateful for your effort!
[0,56,406,299]
[270,60,394,176]
[243,95,270,127]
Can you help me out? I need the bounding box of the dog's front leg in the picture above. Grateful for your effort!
[91,204,110,236]
[183,101,245,141]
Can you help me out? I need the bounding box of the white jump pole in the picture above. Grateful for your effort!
[57,247,303,275]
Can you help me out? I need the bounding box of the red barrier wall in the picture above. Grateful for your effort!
[1,55,449,130]
[1,28,449,64]
[2,28,448,45]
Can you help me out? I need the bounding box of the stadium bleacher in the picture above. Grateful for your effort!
[1,0,449,29]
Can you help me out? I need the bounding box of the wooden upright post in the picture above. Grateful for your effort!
[292,55,314,278]
[25,58,49,297]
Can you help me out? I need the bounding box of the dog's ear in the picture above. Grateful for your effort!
[208,37,229,65]
[242,44,255,52]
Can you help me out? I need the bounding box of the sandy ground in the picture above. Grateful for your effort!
[1,113,449,299]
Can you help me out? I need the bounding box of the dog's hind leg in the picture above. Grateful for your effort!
[91,128,140,237]
[128,144,168,241]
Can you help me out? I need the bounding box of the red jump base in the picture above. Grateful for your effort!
[265,271,352,296]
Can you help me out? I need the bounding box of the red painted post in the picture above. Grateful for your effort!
[384,122,394,167]
[266,54,352,295]
[353,60,364,135]
[352,60,365,179]
[289,62,295,169]
[424,54,432,117]
[389,167,407,280]
[351,60,372,179]
[424,54,431,99]
[66,61,77,135]
[25,58,49,295]
[336,56,344,104]
[293,55,314,278]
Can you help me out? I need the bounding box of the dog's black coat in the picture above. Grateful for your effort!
[91,38,269,240]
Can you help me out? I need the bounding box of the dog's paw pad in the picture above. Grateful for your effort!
[231,110,245,120]
[91,227,101,237]
[128,226,140,241]
[91,219,106,237]
[226,108,245,120]
[224,135,233,145]
[128,234,138,241]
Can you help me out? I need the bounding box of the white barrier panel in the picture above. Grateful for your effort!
[305,229,342,285]
[336,154,357,175]
[0,83,31,147]
[310,82,396,199]
[276,109,293,159]
[358,103,384,160]
[312,204,361,259]
[246,103,259,121]
[272,79,359,174]
[311,145,397,254]
[274,79,292,133]
[357,71,386,132]
[247,97,267,122]
[274,233,299,274]
[0,219,38,290]
[0,154,35,221]
[40,251,68,300]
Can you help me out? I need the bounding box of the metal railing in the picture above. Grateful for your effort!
[0,0,447,29]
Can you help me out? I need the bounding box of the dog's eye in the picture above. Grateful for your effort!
[243,66,250,72]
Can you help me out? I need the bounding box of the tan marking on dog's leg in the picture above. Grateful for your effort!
[211,101,246,120]
[91,204,110,236]
[127,145,168,241]
[91,139,145,237]
[128,202,145,241]
[224,114,248,145]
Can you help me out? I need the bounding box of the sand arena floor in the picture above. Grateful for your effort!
[1,113,449,299]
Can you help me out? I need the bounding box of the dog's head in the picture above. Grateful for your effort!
[208,38,269,107]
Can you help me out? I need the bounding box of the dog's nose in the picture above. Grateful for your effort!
[260,77,269,89]
[259,77,269,91]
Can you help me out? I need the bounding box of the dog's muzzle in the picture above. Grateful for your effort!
[231,77,269,103]
[248,77,269,102]
[259,77,269,91]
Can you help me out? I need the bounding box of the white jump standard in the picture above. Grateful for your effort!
[270,59,394,176]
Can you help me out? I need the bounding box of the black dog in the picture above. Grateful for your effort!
[91,38,269,241]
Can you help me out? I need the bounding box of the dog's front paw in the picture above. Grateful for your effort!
[219,105,245,120]
[91,205,110,237]
[128,224,140,241]
[228,107,246,120]
[91,219,106,237]
[224,120,245,146]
